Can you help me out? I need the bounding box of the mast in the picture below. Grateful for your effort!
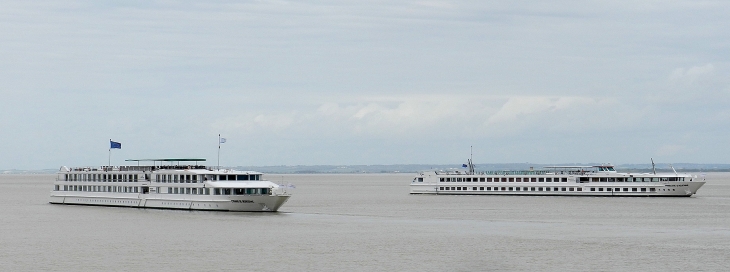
[468,145,475,175]
[217,134,221,170]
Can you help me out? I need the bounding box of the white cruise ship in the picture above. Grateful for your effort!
[49,159,292,212]
[410,160,705,197]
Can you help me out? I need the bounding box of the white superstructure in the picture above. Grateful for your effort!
[50,159,292,212]
[410,161,705,197]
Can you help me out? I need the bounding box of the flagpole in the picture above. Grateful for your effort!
[217,134,221,170]
[108,139,112,167]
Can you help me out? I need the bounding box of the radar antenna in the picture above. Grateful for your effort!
[651,158,656,174]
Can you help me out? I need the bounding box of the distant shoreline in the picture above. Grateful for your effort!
[4,163,730,174]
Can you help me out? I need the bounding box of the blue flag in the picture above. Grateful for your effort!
[110,140,122,149]
[462,164,468,168]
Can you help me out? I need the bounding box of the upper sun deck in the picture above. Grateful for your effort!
[60,158,263,176]
[429,164,683,176]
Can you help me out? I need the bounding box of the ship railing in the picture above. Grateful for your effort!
[272,184,295,196]
[431,169,597,176]
[66,165,209,172]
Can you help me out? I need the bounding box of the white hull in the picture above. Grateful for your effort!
[411,165,705,197]
[51,162,293,212]
[411,181,705,197]
[49,192,291,212]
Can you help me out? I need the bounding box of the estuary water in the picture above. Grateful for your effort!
[1,173,730,271]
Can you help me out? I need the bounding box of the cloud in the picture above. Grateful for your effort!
[670,63,715,84]
[657,144,689,157]
[211,94,629,142]
[484,96,617,133]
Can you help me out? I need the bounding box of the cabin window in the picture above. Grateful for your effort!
[501,178,507,182]
[487,178,492,182]
[439,178,444,182]
[480,178,485,182]
[590,188,595,191]
[223,188,231,195]
[214,188,221,195]
[538,178,544,182]
[545,178,551,182]
[238,175,249,181]
[650,188,655,192]
[641,188,647,192]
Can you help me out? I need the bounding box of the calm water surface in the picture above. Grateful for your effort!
[2,173,730,271]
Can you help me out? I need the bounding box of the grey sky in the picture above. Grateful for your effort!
[1,1,729,169]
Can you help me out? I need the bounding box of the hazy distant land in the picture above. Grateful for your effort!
[6,163,729,174]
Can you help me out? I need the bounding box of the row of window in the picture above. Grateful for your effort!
[65,174,140,182]
[439,186,661,192]
[63,173,262,183]
[155,174,261,183]
[581,177,686,182]
[437,176,688,183]
[164,187,210,195]
[440,177,569,182]
[59,185,139,193]
[213,188,269,195]
[54,185,270,196]
[160,187,269,195]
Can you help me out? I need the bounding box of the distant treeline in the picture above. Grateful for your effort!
[5,163,729,174]
[231,163,730,174]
